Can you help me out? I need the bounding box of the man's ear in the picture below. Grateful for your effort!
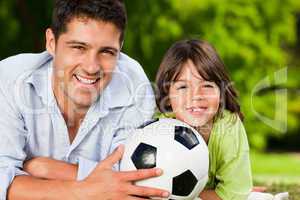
[45,28,56,56]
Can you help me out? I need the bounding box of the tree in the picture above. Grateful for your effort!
[0,0,299,150]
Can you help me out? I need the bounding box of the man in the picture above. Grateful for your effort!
[0,0,169,199]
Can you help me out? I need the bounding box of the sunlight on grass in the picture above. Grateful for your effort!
[250,151,300,199]
[251,151,300,177]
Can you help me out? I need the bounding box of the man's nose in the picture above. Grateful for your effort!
[85,55,102,75]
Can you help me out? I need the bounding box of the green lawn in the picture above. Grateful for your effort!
[250,151,300,200]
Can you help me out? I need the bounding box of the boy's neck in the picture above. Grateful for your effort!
[196,120,213,144]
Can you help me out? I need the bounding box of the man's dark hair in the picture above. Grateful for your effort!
[51,0,127,43]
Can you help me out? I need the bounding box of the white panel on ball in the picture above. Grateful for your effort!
[120,118,209,200]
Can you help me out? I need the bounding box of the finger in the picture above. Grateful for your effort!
[101,145,124,168]
[128,185,170,199]
[119,168,163,181]
[126,196,150,200]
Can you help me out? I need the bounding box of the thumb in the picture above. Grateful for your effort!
[102,145,125,168]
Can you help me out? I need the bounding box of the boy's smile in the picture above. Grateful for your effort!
[169,59,220,128]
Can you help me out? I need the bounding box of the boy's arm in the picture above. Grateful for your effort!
[24,157,78,181]
[199,189,222,200]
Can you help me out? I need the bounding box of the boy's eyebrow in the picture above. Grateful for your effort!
[174,79,187,82]
[175,78,205,82]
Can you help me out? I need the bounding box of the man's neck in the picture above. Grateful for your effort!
[52,81,88,143]
[59,100,87,144]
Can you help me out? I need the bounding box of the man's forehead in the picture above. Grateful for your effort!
[57,17,121,49]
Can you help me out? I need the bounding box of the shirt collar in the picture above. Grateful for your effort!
[25,54,55,108]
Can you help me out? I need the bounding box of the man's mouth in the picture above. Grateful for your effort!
[74,74,100,85]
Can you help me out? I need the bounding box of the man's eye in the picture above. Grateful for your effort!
[102,50,116,56]
[72,46,85,51]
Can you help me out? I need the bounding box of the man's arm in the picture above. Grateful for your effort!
[8,145,170,200]
[24,157,78,181]
[7,176,76,200]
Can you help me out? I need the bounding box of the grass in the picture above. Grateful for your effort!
[250,151,300,200]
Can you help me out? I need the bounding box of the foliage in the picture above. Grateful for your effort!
[0,0,299,150]
[124,0,300,150]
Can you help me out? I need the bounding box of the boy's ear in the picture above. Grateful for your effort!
[45,28,56,56]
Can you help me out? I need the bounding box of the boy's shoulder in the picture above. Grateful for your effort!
[214,110,244,134]
[211,110,249,155]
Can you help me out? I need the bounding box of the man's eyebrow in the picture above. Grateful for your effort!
[66,41,119,52]
[66,40,90,47]
[99,46,119,53]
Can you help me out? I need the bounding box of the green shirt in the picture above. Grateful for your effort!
[156,110,252,200]
[205,111,252,200]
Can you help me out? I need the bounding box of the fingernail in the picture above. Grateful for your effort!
[156,168,163,175]
[162,191,169,197]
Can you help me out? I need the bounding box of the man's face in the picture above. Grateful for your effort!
[46,17,121,111]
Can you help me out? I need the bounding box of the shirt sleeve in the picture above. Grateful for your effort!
[76,156,98,181]
[0,80,28,200]
[214,117,253,200]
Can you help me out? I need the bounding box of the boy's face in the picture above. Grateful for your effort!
[46,17,121,111]
[169,60,220,128]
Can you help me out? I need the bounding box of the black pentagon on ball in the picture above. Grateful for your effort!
[131,143,157,169]
[174,126,199,150]
[172,169,198,196]
[138,118,159,129]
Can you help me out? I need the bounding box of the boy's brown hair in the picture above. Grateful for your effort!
[155,39,244,121]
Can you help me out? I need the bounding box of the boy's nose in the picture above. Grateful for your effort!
[191,87,205,101]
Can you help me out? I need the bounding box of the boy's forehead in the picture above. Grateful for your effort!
[177,63,204,80]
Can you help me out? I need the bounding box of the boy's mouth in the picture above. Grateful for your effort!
[186,106,208,115]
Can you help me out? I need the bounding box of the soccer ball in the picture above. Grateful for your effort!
[120,118,209,200]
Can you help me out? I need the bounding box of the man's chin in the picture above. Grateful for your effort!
[70,96,97,111]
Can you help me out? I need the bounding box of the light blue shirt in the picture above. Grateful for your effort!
[0,51,155,199]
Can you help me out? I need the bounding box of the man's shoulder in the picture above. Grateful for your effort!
[117,52,149,83]
[0,51,52,84]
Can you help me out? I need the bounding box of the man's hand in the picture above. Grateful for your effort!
[75,145,170,200]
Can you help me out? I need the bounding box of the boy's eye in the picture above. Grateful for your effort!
[176,85,187,90]
[203,84,214,88]
[202,81,215,88]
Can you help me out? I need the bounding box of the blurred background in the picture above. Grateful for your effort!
[0,0,299,197]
